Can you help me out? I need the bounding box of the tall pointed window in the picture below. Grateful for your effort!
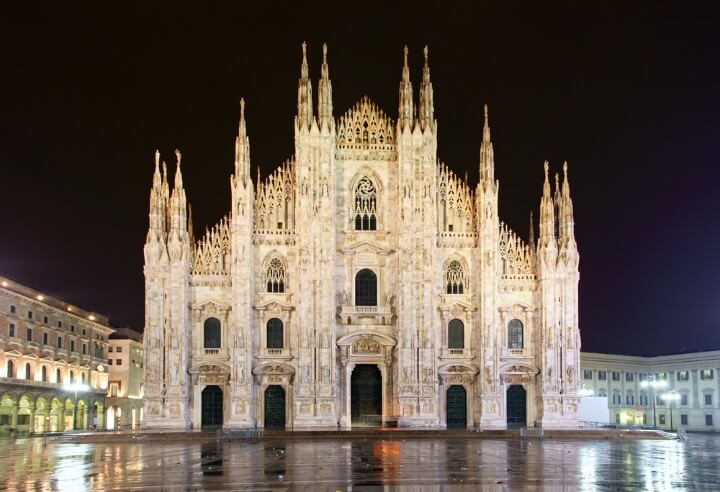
[445,260,465,294]
[508,319,523,349]
[267,318,284,349]
[448,319,464,349]
[266,258,287,293]
[355,269,377,306]
[6,360,14,378]
[203,317,221,348]
[354,176,377,230]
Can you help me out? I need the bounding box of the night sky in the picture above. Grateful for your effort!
[2,2,719,356]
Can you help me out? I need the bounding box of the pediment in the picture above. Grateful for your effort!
[337,330,397,348]
[4,350,22,357]
[438,363,479,375]
[189,362,232,375]
[499,362,539,375]
[252,362,295,375]
[255,297,294,312]
[499,302,535,314]
[438,299,476,313]
[341,240,393,256]
[192,300,232,314]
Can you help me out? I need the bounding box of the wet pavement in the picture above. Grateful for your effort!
[0,433,717,490]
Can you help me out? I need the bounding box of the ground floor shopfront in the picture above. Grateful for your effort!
[0,382,106,433]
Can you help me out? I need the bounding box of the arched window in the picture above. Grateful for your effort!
[81,372,86,384]
[265,258,287,293]
[267,318,283,349]
[56,368,62,383]
[508,319,523,349]
[204,318,221,349]
[69,370,74,384]
[6,360,14,378]
[355,269,377,306]
[445,260,465,294]
[448,319,464,349]
[354,176,378,230]
[25,363,32,380]
[42,366,48,382]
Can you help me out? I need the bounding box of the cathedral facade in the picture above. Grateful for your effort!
[142,44,581,430]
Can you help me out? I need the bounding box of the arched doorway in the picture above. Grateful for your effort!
[107,406,116,430]
[201,386,223,429]
[446,385,467,428]
[506,385,527,427]
[351,364,382,425]
[264,385,286,429]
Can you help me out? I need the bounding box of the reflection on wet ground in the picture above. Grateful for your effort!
[0,433,716,490]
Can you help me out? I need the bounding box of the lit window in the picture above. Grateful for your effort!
[701,369,714,380]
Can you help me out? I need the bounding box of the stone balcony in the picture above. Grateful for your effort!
[440,348,475,360]
[339,305,393,326]
[193,348,230,361]
[502,348,531,359]
[256,348,293,361]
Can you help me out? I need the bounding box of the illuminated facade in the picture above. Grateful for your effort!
[106,327,144,430]
[143,44,582,430]
[0,276,112,432]
[581,351,720,431]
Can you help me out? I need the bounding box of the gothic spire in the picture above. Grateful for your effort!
[169,149,187,233]
[479,104,495,187]
[529,210,535,249]
[296,41,314,130]
[559,161,576,244]
[539,161,556,248]
[418,45,434,132]
[318,43,333,131]
[235,98,251,184]
[398,46,414,131]
[147,150,165,238]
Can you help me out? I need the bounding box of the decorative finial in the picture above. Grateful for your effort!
[323,42,327,60]
[403,45,408,66]
[240,97,245,119]
[154,150,160,167]
[543,160,549,178]
[563,160,568,179]
[302,41,307,60]
[175,149,182,166]
[484,104,488,121]
[423,45,429,63]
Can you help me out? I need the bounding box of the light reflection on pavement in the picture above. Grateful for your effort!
[0,434,715,490]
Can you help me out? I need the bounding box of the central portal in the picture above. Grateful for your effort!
[351,364,382,425]
[201,385,223,429]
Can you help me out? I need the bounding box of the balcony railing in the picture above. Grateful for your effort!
[504,348,527,357]
[339,305,392,326]
[204,348,220,355]
[266,348,283,356]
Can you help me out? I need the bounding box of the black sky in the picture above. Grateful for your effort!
[1,2,719,356]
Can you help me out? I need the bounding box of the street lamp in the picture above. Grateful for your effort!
[640,377,667,428]
[661,390,681,432]
[64,383,90,431]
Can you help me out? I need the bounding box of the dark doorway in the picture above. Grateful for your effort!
[506,385,527,427]
[264,385,286,429]
[446,385,467,428]
[201,385,223,428]
[351,364,382,425]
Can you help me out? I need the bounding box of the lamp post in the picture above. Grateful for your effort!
[64,383,90,431]
[661,390,681,432]
[641,377,667,428]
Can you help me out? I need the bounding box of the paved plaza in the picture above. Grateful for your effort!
[0,433,717,490]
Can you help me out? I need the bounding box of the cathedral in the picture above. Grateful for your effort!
[142,44,582,430]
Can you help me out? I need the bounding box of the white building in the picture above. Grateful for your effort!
[106,327,144,430]
[581,351,720,431]
[143,44,582,430]
[0,275,112,432]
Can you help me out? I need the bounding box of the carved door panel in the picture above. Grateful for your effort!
[351,364,382,425]
[506,385,527,427]
[446,385,467,428]
[201,385,223,428]
[264,385,286,429]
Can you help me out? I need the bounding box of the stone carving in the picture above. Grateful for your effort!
[353,337,380,354]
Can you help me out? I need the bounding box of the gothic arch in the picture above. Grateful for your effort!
[349,168,383,231]
[443,255,469,295]
[262,252,289,293]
